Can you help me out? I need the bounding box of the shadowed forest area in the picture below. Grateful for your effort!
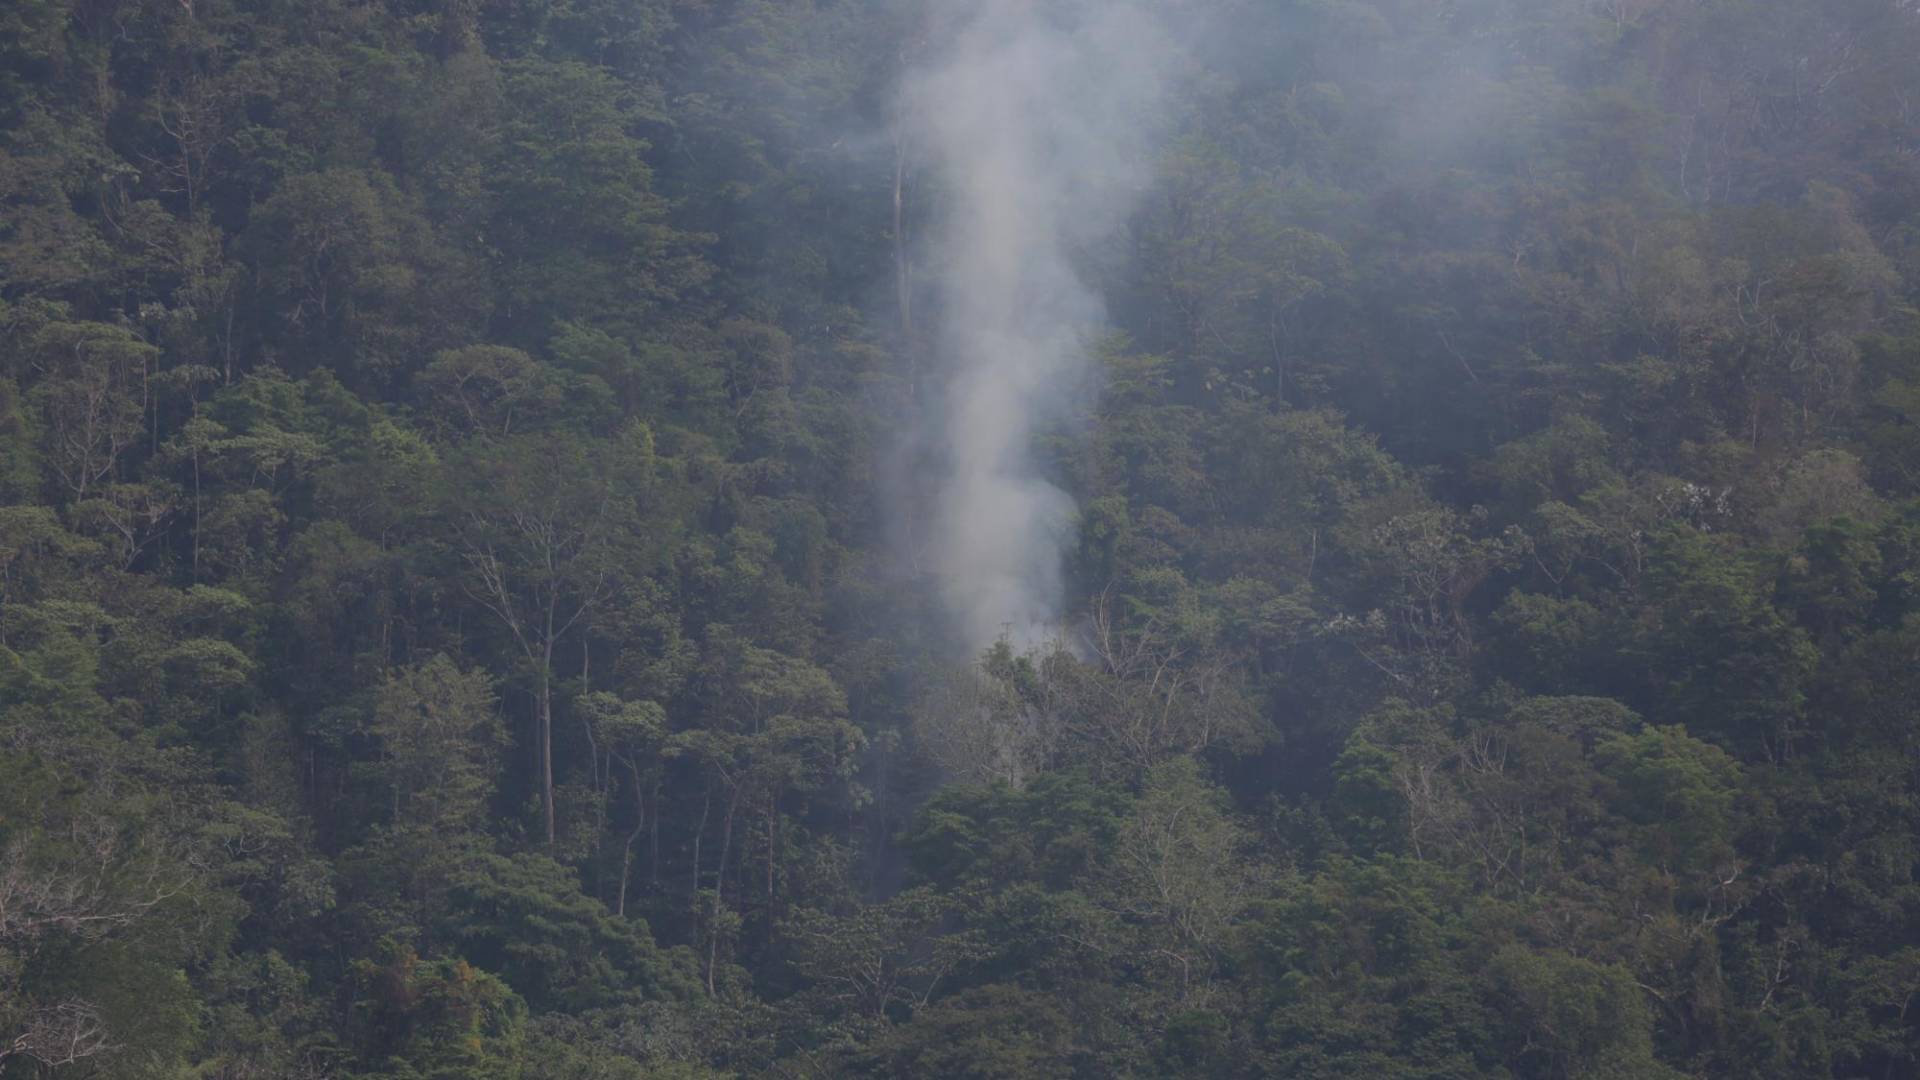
[5,0,1920,1076]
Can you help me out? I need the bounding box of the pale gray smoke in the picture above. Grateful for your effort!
[903,0,1171,650]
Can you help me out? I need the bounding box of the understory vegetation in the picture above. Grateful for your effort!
[4,0,1920,1076]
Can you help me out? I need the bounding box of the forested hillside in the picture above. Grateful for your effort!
[5,1,1920,1076]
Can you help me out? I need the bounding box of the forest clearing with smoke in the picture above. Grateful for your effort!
[5,0,1920,1076]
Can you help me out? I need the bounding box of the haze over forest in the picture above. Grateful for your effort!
[5,0,1920,1076]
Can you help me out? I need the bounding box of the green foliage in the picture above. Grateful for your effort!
[369,655,503,833]
[903,773,1130,892]
[442,852,700,1012]
[853,985,1076,1080]
[3,0,1920,1075]
[349,940,526,1079]
[1486,945,1680,1079]
[1594,726,1742,875]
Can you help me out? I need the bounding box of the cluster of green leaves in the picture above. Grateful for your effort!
[4,0,1920,1077]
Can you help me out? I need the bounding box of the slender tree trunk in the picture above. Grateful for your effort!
[539,596,560,845]
[691,785,710,896]
[706,784,743,996]
[892,128,929,577]
[190,446,201,581]
[1269,302,1286,410]
[584,713,605,897]
[618,759,645,918]
[538,660,555,845]
[893,133,914,352]
[649,775,661,890]
[715,786,740,906]
[222,304,235,385]
[763,796,778,958]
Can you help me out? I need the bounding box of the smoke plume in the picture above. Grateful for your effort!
[902,0,1172,650]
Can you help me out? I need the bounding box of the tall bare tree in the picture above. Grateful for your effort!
[449,427,656,844]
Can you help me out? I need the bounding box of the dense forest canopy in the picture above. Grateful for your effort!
[4,0,1920,1076]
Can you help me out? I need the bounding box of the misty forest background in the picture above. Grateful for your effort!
[6,0,1920,1076]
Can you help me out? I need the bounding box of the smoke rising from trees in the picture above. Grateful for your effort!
[902,0,1173,649]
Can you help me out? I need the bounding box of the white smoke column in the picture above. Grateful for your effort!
[903,0,1171,650]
